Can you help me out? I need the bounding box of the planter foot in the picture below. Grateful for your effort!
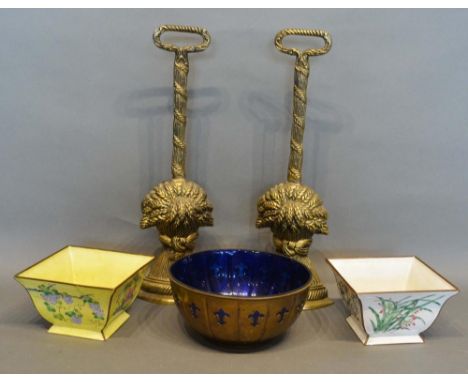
[346,316,424,345]
[47,311,129,341]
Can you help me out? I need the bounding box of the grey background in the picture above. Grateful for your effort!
[0,9,467,373]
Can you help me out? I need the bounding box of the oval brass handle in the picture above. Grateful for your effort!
[274,28,332,58]
[153,24,211,53]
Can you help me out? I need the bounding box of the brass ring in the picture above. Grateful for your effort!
[153,24,211,53]
[275,28,332,58]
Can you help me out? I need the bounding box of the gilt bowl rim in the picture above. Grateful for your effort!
[169,248,313,301]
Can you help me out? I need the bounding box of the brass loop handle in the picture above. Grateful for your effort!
[153,24,211,54]
[275,28,332,58]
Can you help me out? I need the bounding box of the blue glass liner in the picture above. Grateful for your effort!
[170,249,311,297]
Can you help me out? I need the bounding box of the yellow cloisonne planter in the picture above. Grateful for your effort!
[15,246,154,341]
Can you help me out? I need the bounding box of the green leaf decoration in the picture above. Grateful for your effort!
[369,294,443,332]
[368,306,382,329]
[414,316,426,324]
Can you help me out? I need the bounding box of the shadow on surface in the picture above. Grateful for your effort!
[115,86,225,196]
[0,299,49,330]
[302,298,358,343]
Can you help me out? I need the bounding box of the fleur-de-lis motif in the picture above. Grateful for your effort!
[214,308,230,325]
[209,264,223,278]
[248,310,265,327]
[276,307,289,323]
[189,302,200,318]
[234,263,247,278]
[296,301,305,313]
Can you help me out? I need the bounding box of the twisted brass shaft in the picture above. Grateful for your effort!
[172,52,189,178]
[153,25,211,179]
[288,54,308,183]
[274,28,332,183]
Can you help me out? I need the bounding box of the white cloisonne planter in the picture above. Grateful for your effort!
[327,257,458,345]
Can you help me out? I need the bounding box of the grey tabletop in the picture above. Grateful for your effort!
[1,8,468,374]
[1,258,466,374]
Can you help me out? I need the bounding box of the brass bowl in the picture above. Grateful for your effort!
[169,249,312,344]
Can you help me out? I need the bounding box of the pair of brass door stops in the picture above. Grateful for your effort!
[139,25,333,311]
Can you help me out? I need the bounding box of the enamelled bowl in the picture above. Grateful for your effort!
[327,257,458,346]
[169,249,312,344]
[15,246,154,340]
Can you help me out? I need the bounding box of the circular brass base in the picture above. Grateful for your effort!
[138,288,175,305]
[304,281,334,310]
[137,249,176,305]
[303,297,334,310]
